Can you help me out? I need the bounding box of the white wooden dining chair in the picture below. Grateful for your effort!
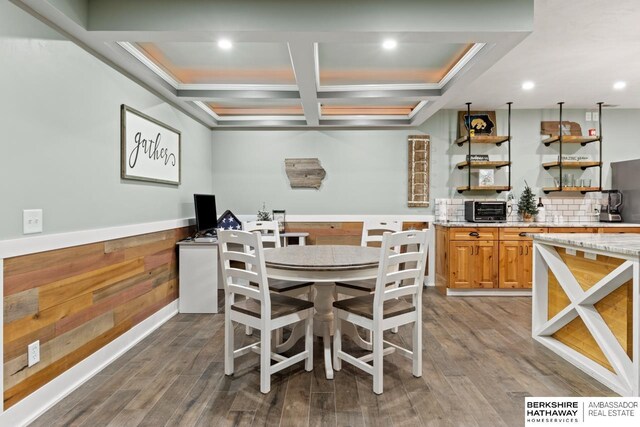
[335,220,403,338]
[332,230,428,394]
[218,229,314,394]
[334,220,403,297]
[243,221,314,337]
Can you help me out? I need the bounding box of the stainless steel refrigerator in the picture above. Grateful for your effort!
[611,159,640,223]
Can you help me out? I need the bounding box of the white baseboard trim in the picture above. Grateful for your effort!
[0,218,194,259]
[446,289,532,296]
[0,301,179,427]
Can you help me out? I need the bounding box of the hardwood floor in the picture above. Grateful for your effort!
[30,289,614,427]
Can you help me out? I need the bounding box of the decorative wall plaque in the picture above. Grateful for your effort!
[285,158,326,189]
[458,110,497,138]
[408,135,430,207]
[540,121,582,136]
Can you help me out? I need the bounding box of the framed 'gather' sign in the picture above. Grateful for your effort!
[121,105,181,185]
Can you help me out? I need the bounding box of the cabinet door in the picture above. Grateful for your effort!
[473,241,499,289]
[499,241,521,288]
[449,241,474,288]
[521,241,533,288]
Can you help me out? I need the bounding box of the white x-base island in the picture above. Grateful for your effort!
[531,233,640,396]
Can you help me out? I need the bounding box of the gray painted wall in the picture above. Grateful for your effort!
[0,1,213,240]
[212,108,639,215]
[211,129,432,216]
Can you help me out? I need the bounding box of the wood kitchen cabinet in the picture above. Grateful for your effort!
[498,240,533,288]
[449,240,498,289]
[436,224,640,294]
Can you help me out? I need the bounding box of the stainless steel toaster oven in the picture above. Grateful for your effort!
[464,201,507,223]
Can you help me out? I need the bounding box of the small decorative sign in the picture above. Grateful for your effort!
[121,105,181,185]
[540,121,582,136]
[466,154,490,162]
[559,154,591,162]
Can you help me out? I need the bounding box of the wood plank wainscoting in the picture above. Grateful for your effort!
[285,222,428,246]
[2,226,190,409]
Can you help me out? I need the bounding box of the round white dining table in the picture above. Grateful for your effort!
[264,245,380,379]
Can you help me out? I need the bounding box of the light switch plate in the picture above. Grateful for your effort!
[23,209,43,234]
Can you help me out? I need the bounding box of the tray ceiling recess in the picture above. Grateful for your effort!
[13,0,533,128]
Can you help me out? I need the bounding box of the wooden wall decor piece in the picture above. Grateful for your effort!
[457,111,497,138]
[540,121,582,136]
[284,158,326,189]
[408,135,430,207]
[2,226,190,408]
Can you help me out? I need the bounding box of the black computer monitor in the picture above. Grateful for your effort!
[193,194,217,235]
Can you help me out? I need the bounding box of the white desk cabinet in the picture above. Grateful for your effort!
[177,240,223,313]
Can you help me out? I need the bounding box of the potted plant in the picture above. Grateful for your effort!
[517,181,538,222]
[257,202,272,221]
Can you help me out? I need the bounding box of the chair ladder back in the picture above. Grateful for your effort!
[243,220,281,248]
[218,230,271,309]
[361,220,403,247]
[373,230,428,312]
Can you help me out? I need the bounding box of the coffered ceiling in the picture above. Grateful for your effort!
[13,0,533,128]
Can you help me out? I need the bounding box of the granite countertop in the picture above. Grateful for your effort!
[531,233,640,257]
[433,221,640,228]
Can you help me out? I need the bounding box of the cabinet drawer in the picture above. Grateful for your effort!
[449,227,498,241]
[499,227,546,241]
[599,227,640,234]
[548,227,598,233]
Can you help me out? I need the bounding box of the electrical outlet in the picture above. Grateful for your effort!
[584,252,597,260]
[592,111,599,121]
[28,341,40,367]
[585,112,592,121]
[23,209,43,234]
[566,248,577,256]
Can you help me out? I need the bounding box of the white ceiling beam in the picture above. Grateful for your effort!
[318,89,441,102]
[288,42,320,126]
[177,89,301,101]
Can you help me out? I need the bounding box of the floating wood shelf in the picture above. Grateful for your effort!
[456,160,511,169]
[454,135,510,146]
[456,185,512,194]
[542,161,601,170]
[541,135,600,146]
[542,186,601,194]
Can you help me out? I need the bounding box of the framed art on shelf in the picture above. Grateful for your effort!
[121,104,181,185]
[272,210,286,233]
[458,110,497,138]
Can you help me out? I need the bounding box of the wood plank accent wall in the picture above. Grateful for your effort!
[2,227,190,409]
[285,221,428,246]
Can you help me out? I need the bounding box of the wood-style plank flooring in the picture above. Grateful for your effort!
[30,289,614,427]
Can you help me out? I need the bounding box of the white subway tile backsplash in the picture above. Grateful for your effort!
[437,196,597,222]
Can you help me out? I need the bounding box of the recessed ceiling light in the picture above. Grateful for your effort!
[613,81,626,90]
[218,39,232,50]
[521,81,535,90]
[382,39,397,50]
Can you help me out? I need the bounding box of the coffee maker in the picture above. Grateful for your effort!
[599,190,623,222]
